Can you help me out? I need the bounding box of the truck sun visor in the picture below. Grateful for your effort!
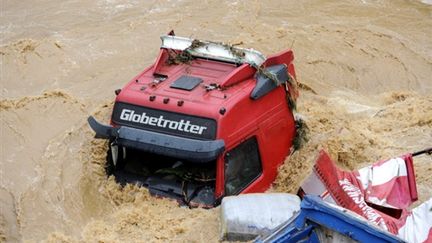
[88,116,225,162]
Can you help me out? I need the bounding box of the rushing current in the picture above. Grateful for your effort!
[1,0,431,242]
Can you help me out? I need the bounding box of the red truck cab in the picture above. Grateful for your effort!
[88,32,298,207]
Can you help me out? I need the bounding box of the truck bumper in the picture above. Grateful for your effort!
[88,116,225,162]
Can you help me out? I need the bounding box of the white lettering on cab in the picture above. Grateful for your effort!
[119,109,208,135]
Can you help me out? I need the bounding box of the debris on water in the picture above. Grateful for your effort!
[293,115,309,151]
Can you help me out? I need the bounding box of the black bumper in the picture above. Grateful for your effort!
[87,116,225,162]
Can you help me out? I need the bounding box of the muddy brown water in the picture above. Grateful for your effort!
[1,0,431,242]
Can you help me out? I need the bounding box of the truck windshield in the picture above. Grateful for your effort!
[107,146,217,208]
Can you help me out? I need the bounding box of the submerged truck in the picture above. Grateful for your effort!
[88,32,298,207]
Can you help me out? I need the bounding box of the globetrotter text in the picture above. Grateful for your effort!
[119,109,208,135]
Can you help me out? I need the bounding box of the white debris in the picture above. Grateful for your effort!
[220,193,301,241]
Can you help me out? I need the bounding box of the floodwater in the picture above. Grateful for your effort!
[1,0,431,242]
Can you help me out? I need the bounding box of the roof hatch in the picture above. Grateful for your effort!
[170,75,203,91]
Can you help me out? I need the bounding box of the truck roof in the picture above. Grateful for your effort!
[116,36,269,120]
[114,34,295,124]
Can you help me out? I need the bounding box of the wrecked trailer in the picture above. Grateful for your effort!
[255,195,404,243]
[298,149,432,242]
[220,149,431,242]
[88,32,299,208]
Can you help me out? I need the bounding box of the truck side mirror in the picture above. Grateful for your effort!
[250,64,288,100]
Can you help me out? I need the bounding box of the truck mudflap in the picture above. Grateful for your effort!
[88,116,225,162]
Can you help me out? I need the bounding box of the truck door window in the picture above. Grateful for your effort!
[224,137,262,195]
